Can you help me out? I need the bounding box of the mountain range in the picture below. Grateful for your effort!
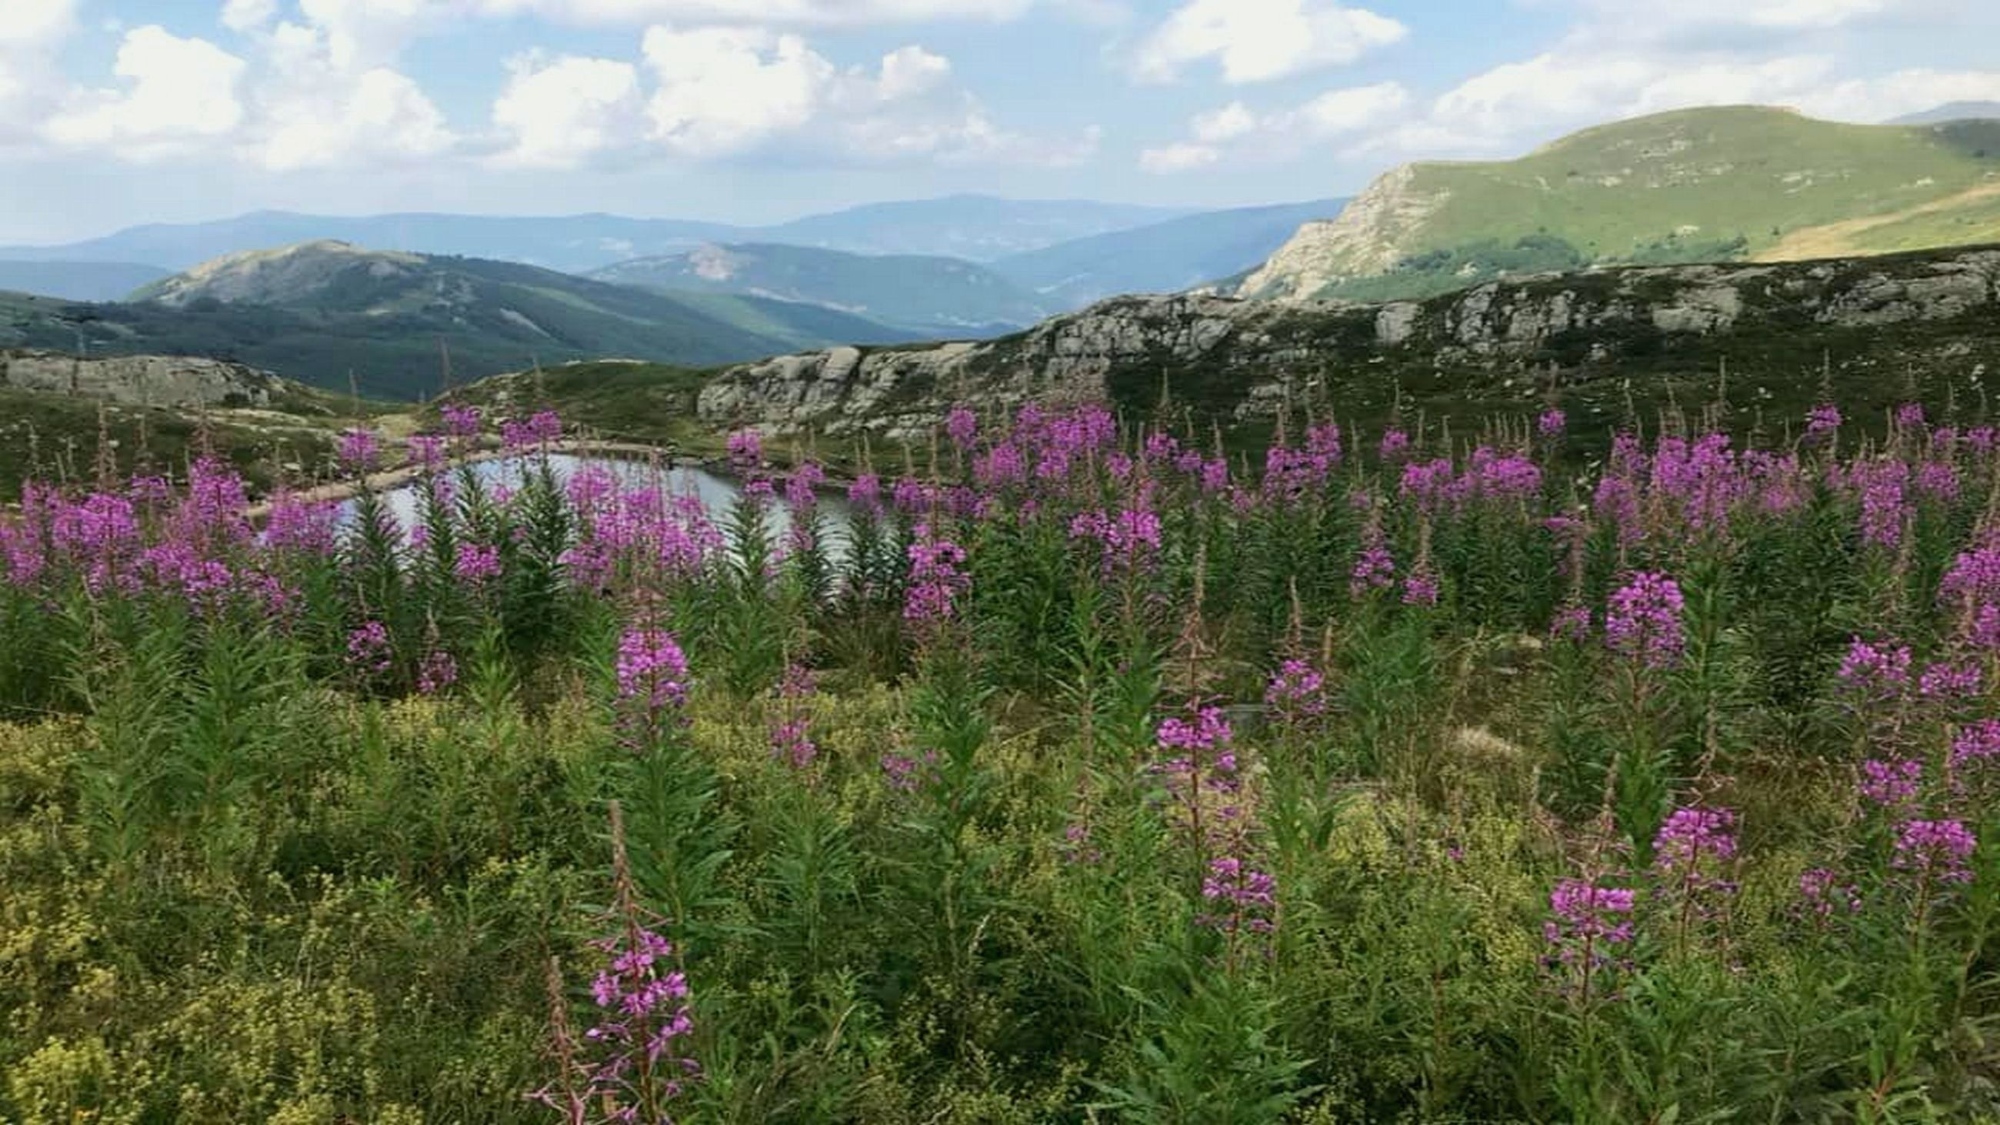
[0,195,1190,275]
[0,241,922,399]
[2,103,1999,407]
[1889,102,2000,126]
[1240,105,2000,302]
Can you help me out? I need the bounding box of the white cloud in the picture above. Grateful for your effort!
[1139,141,1220,172]
[44,27,247,159]
[1190,101,1255,143]
[292,0,459,70]
[1132,0,1405,85]
[491,53,643,168]
[243,20,455,171]
[1813,69,2000,122]
[1408,51,2000,156]
[221,0,281,32]
[1288,81,1409,132]
[877,44,951,100]
[256,65,456,170]
[640,26,834,157]
[0,0,77,143]
[473,0,1040,25]
[0,0,79,48]
[1141,80,1409,171]
[1569,0,1897,33]
[627,27,1074,166]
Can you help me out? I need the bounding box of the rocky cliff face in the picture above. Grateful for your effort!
[697,246,2000,441]
[0,350,282,409]
[1234,164,1449,301]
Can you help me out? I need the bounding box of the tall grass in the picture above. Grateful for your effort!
[5,398,2000,1121]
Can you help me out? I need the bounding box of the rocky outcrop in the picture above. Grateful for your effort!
[0,350,283,409]
[1235,164,1449,300]
[698,246,2000,438]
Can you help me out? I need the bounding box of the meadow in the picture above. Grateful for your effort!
[5,394,2000,1123]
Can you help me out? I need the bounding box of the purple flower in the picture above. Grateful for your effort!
[440,403,482,437]
[1919,659,1982,701]
[1805,403,1842,439]
[346,620,393,676]
[616,629,690,713]
[1537,409,1567,438]
[846,472,883,516]
[1264,659,1327,724]
[1550,603,1592,643]
[501,411,563,450]
[1652,806,1740,907]
[881,752,928,793]
[336,429,381,472]
[1895,402,1928,430]
[1069,505,1163,573]
[1849,460,1911,549]
[417,650,458,695]
[944,406,978,449]
[406,434,447,470]
[1378,428,1411,462]
[904,523,970,626]
[1654,806,1737,872]
[1798,867,1861,919]
[1859,758,1923,809]
[455,542,502,583]
[1349,533,1395,600]
[1951,720,2000,771]
[1893,819,1976,885]
[1544,878,1637,975]
[1604,571,1685,668]
[1401,569,1440,606]
[1157,706,1233,753]
[1837,637,1912,699]
[1197,856,1279,936]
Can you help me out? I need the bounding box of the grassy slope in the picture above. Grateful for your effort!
[0,387,359,502]
[1414,108,1996,258]
[1307,107,2000,299]
[448,360,716,451]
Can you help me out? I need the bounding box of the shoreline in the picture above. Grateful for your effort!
[244,439,706,517]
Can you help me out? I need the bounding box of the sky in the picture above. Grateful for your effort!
[0,0,1995,244]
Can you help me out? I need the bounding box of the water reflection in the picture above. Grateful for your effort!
[351,454,853,559]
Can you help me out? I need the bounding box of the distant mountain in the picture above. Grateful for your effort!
[0,212,739,275]
[991,199,1349,308]
[0,261,171,302]
[0,195,1194,275]
[1240,105,2000,302]
[589,243,1054,337]
[751,194,1191,260]
[1890,102,2000,125]
[0,241,917,399]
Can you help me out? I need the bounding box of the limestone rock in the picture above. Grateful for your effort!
[0,350,281,409]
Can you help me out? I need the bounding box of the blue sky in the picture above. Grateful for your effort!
[0,0,1993,243]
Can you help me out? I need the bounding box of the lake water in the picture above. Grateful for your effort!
[353,454,854,557]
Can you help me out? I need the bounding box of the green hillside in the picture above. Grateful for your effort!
[590,243,1052,336]
[1244,106,2000,301]
[0,243,914,399]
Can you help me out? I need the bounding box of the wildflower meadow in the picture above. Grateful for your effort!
[7,395,2000,1122]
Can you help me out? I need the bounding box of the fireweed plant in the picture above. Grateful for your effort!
[13,398,2000,1121]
